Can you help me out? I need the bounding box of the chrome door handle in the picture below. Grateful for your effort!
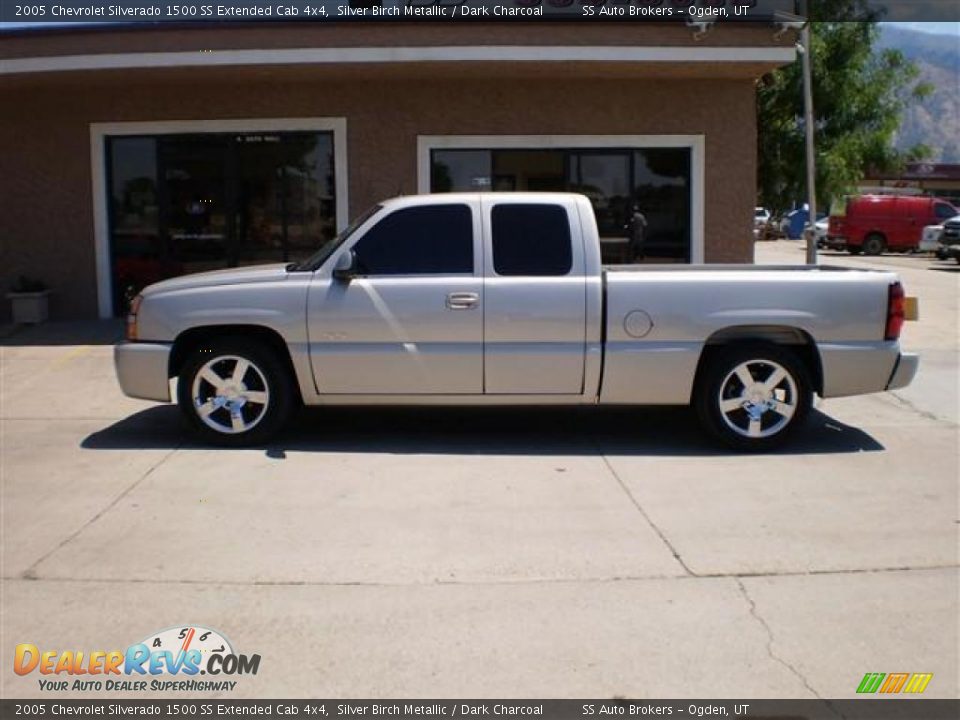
[446,292,479,310]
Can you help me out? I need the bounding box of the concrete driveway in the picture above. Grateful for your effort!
[1,242,956,699]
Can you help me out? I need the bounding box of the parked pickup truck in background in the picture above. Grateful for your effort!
[937,215,960,263]
[115,193,919,451]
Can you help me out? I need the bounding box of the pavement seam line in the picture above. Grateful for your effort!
[20,443,183,580]
[887,390,955,426]
[4,563,955,588]
[734,577,840,713]
[600,454,696,577]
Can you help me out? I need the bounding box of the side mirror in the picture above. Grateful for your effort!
[332,251,356,282]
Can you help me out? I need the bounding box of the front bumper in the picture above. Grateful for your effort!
[886,353,920,391]
[114,342,173,402]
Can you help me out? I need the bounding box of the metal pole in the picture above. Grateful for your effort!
[801,21,818,265]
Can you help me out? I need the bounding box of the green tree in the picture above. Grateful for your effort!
[758,2,932,215]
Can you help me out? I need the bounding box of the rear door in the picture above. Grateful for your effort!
[481,197,587,394]
[307,201,483,394]
[897,198,924,248]
[882,198,902,247]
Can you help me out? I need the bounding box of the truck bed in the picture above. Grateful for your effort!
[598,263,901,406]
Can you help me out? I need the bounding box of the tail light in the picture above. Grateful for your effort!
[885,282,905,341]
[126,294,143,341]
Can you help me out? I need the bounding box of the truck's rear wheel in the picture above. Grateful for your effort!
[177,338,294,446]
[862,233,886,256]
[695,345,812,452]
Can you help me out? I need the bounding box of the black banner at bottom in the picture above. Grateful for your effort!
[1,700,958,720]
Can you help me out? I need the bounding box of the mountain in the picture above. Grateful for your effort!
[878,25,960,162]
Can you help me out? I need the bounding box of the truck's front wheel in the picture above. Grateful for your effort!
[695,345,812,451]
[177,338,294,446]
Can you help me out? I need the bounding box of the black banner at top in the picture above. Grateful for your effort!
[1,0,960,24]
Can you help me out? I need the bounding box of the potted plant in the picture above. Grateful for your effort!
[7,275,51,324]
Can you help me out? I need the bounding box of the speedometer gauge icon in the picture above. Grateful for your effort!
[141,625,234,661]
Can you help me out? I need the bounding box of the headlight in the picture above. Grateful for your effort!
[126,294,143,341]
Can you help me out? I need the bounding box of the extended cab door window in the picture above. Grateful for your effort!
[307,202,483,395]
[352,205,473,275]
[483,201,587,395]
[492,204,572,276]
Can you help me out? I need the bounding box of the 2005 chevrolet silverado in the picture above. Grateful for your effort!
[115,193,919,450]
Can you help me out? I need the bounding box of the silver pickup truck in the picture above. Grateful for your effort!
[115,192,918,451]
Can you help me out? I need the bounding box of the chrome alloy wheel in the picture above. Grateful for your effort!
[191,355,270,435]
[717,359,798,439]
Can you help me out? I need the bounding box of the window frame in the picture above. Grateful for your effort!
[418,134,704,264]
[92,117,348,318]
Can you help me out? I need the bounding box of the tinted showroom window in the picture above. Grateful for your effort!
[352,205,473,275]
[492,204,572,276]
[107,131,337,315]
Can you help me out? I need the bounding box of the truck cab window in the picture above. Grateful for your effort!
[934,203,957,220]
[492,204,572,276]
[352,204,473,275]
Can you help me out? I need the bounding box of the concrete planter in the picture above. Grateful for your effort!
[6,290,51,324]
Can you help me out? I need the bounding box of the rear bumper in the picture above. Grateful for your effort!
[820,342,906,398]
[886,352,920,391]
[114,342,172,402]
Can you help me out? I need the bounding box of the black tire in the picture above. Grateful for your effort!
[935,248,946,260]
[177,337,295,446]
[695,344,812,452]
[862,233,886,256]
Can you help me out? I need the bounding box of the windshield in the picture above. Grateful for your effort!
[293,204,383,272]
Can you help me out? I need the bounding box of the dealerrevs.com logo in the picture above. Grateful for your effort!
[13,625,260,692]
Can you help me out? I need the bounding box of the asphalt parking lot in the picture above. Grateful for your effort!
[1,241,957,699]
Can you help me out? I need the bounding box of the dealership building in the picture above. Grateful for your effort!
[0,18,795,320]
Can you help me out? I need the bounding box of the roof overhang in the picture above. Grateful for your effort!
[0,45,797,76]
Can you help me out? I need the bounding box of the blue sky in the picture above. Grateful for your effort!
[887,21,960,35]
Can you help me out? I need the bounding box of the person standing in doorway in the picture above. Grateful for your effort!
[628,204,648,262]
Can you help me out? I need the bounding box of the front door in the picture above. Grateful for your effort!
[307,202,483,395]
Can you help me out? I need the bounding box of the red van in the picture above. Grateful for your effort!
[827,195,958,255]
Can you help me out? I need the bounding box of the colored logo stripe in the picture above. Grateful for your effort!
[879,673,909,693]
[903,673,933,694]
[857,673,885,694]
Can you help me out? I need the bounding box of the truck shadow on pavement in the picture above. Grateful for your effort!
[82,405,884,456]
